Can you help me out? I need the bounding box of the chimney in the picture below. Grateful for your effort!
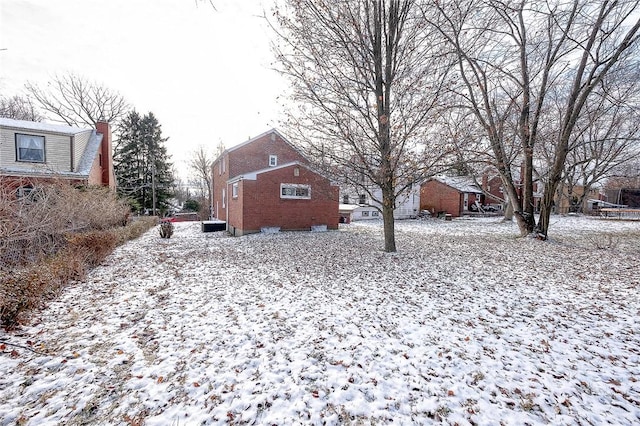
[96,121,115,189]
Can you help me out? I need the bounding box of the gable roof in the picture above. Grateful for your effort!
[0,117,90,136]
[0,128,103,180]
[215,128,307,163]
[432,175,482,193]
[228,161,335,184]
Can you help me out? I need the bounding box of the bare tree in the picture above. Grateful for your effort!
[0,94,43,121]
[428,0,640,238]
[187,145,215,218]
[25,73,130,127]
[553,84,640,212]
[272,0,451,252]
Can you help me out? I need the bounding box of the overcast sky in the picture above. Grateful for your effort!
[0,0,286,180]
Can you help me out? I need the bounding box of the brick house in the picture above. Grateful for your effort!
[420,176,483,217]
[212,129,339,236]
[0,118,115,193]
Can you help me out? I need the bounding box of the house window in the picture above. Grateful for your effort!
[269,155,278,167]
[359,194,366,204]
[293,167,299,176]
[280,183,311,199]
[232,182,238,198]
[16,134,45,163]
[343,195,349,204]
[222,188,226,208]
[16,185,34,199]
[372,211,379,217]
[362,211,370,217]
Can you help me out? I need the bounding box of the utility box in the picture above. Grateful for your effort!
[202,220,226,232]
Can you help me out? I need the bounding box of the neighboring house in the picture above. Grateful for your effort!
[340,184,420,221]
[605,188,640,208]
[339,201,380,222]
[555,184,605,213]
[212,129,339,236]
[0,118,115,193]
[420,176,483,217]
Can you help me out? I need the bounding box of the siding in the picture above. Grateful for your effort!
[72,130,92,171]
[0,127,74,172]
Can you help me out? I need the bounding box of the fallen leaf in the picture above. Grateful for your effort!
[157,376,164,383]
[193,382,200,387]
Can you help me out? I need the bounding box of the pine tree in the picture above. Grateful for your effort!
[114,111,174,215]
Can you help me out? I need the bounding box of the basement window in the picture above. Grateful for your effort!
[280,183,310,199]
[16,185,34,199]
[16,134,45,163]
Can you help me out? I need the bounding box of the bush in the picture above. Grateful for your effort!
[0,180,155,329]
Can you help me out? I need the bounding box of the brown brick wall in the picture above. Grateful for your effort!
[228,133,307,178]
[420,180,463,216]
[230,164,339,235]
[212,131,309,221]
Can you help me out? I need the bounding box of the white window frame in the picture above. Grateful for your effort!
[16,134,45,163]
[222,188,226,208]
[232,182,238,198]
[269,155,278,167]
[280,183,311,199]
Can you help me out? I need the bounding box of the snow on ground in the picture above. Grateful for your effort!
[1,216,639,425]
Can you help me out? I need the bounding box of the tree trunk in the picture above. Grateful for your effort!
[536,182,556,239]
[382,188,396,252]
[502,200,513,221]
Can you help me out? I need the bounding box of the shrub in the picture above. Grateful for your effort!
[0,181,155,329]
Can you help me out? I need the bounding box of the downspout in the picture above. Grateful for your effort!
[226,181,230,234]
[70,135,75,172]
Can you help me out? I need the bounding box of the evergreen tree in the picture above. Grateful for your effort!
[114,111,174,215]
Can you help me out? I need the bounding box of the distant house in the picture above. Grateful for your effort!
[0,118,115,194]
[339,202,380,222]
[605,188,640,209]
[340,185,420,221]
[420,176,484,217]
[212,129,339,236]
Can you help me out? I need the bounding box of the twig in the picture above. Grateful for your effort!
[0,338,47,356]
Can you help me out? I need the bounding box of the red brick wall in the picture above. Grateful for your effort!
[228,132,308,178]
[229,164,339,235]
[420,180,463,216]
[227,180,244,233]
[484,175,505,203]
[212,131,308,221]
[95,121,114,189]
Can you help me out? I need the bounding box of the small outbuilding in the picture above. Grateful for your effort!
[420,176,483,217]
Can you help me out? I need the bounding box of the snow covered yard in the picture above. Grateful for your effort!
[1,216,639,425]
